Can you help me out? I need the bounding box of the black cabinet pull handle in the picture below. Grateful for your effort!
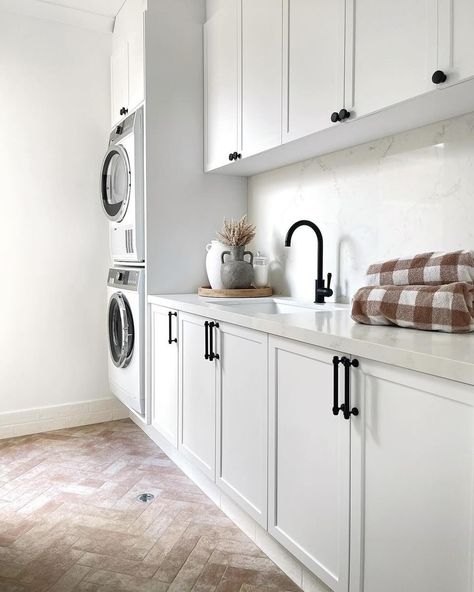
[332,356,341,415]
[168,311,177,344]
[341,357,359,419]
[331,111,340,123]
[229,153,235,161]
[208,322,220,361]
[432,70,447,84]
[204,321,210,360]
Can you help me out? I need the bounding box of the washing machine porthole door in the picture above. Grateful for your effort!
[101,144,131,222]
[108,293,135,368]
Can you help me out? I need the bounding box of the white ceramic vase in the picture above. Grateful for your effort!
[205,240,227,289]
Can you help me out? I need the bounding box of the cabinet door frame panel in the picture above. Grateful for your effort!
[350,358,474,592]
[268,335,350,592]
[216,322,268,527]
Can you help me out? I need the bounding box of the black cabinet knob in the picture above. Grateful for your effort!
[229,153,235,161]
[339,108,350,120]
[115,125,123,135]
[232,151,239,160]
[119,107,129,116]
[331,111,340,123]
[432,70,447,84]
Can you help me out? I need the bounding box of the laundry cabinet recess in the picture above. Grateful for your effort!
[204,0,474,175]
[111,0,145,126]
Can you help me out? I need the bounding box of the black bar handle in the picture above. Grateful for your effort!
[341,357,359,420]
[208,322,220,361]
[204,321,209,360]
[168,311,177,344]
[332,356,341,415]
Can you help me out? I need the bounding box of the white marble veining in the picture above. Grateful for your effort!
[148,294,474,386]
[248,111,474,303]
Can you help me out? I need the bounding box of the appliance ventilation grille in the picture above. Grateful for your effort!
[125,229,134,254]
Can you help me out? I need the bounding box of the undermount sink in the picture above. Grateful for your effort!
[212,298,346,316]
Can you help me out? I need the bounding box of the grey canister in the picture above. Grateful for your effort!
[221,246,254,289]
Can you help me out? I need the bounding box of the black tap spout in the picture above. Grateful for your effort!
[285,219,324,281]
[284,219,333,304]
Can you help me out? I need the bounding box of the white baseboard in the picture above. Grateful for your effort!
[131,416,331,592]
[0,397,129,440]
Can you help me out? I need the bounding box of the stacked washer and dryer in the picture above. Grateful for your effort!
[101,107,145,417]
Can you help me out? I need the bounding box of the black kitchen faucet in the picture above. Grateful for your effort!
[284,219,333,304]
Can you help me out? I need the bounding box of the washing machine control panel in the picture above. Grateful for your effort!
[108,268,142,291]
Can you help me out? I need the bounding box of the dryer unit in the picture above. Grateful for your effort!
[101,107,144,263]
[107,267,145,416]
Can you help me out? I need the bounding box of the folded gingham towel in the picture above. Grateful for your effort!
[351,283,474,333]
[366,250,474,286]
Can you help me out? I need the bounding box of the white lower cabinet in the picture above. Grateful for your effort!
[217,322,268,526]
[179,312,217,480]
[150,305,179,447]
[152,307,474,592]
[350,359,474,592]
[269,336,350,592]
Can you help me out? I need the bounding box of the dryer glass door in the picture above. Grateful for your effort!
[108,293,135,368]
[101,145,131,222]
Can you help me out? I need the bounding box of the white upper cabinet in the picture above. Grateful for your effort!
[350,359,474,592]
[111,0,145,126]
[269,336,350,592]
[438,0,474,84]
[111,44,129,126]
[283,0,345,142]
[241,0,283,157]
[205,0,283,170]
[204,0,240,171]
[348,0,437,117]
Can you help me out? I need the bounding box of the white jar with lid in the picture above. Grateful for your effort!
[253,252,269,288]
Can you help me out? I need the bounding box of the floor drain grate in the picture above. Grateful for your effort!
[137,493,155,503]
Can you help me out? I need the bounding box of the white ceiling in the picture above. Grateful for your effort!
[36,0,125,17]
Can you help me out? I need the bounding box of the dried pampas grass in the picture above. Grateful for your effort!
[217,215,256,247]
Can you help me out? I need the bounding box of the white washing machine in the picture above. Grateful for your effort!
[101,107,144,263]
[107,267,145,416]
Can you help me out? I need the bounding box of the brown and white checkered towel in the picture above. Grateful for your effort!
[366,250,474,286]
[351,283,474,333]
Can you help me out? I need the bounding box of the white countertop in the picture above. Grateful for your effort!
[148,294,474,386]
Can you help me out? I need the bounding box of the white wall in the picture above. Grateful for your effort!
[248,112,474,303]
[0,11,113,414]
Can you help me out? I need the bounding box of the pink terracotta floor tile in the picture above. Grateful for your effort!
[0,420,302,592]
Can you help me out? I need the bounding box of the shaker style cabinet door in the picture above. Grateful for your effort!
[437,0,474,84]
[204,0,240,171]
[111,43,129,126]
[268,336,350,592]
[348,0,438,117]
[150,305,179,448]
[179,312,217,481]
[350,359,474,592]
[241,0,283,157]
[282,0,346,142]
[216,323,268,526]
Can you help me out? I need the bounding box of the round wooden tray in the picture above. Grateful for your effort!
[198,286,273,298]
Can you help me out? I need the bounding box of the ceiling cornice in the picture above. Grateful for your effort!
[0,0,114,33]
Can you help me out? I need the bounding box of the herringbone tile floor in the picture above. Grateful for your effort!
[0,419,302,592]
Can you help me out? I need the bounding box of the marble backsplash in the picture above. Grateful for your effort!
[248,111,474,303]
